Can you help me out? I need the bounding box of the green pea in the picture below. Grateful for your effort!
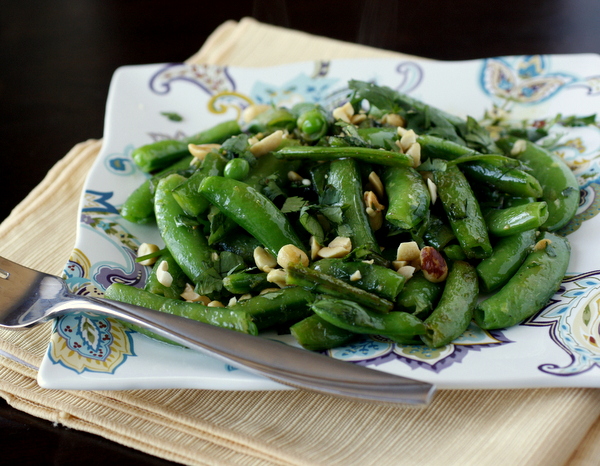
[224,158,250,180]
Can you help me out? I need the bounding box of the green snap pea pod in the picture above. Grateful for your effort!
[476,229,536,293]
[475,232,570,329]
[214,231,262,264]
[498,138,579,231]
[356,127,398,148]
[421,260,479,348]
[395,271,444,319]
[290,314,357,351]
[104,283,258,342]
[120,155,194,224]
[155,174,216,286]
[286,263,394,313]
[144,249,187,299]
[228,287,315,330]
[485,202,549,237]
[171,151,228,217]
[443,244,467,261]
[222,272,270,295]
[433,164,492,259]
[311,297,426,337]
[325,158,379,253]
[419,135,542,198]
[274,145,414,167]
[245,107,297,134]
[311,258,405,301]
[423,214,456,250]
[198,176,306,257]
[383,165,430,230]
[132,119,241,173]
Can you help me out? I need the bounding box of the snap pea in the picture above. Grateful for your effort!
[311,297,426,337]
[395,270,444,319]
[293,103,330,143]
[222,272,270,295]
[383,165,430,230]
[120,155,194,224]
[198,176,306,257]
[171,151,228,217]
[290,314,357,351]
[419,135,542,198]
[475,232,570,329]
[433,164,492,259]
[132,119,241,173]
[422,214,456,250]
[484,202,548,237]
[285,263,394,314]
[245,107,297,134]
[421,260,479,348]
[228,287,315,330]
[274,145,414,167]
[104,283,258,339]
[144,249,187,299]
[154,174,216,287]
[324,158,380,253]
[311,258,405,301]
[476,229,536,293]
[498,138,579,231]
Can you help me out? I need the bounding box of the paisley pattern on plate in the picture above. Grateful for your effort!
[40,55,600,390]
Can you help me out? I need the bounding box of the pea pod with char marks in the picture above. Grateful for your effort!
[475,232,570,329]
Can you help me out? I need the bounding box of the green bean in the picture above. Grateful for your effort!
[132,119,241,173]
[228,287,315,330]
[104,283,258,339]
[171,151,228,217]
[475,232,570,329]
[290,314,357,351]
[421,260,479,348]
[433,164,492,259]
[476,229,536,293]
[285,263,394,314]
[497,138,579,231]
[311,297,426,337]
[121,155,194,224]
[144,249,187,299]
[311,258,405,301]
[383,165,430,230]
[485,202,548,237]
[198,176,306,257]
[154,174,216,287]
[274,145,414,167]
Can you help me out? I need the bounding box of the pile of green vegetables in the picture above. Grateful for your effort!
[105,80,579,350]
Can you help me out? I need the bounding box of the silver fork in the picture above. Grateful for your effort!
[0,256,435,404]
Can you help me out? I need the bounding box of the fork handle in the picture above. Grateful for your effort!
[63,297,434,405]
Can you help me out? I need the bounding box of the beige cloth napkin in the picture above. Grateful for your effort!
[0,17,599,466]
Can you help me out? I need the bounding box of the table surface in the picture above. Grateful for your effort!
[1,0,599,464]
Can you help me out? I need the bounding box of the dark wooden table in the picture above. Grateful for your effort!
[0,0,599,464]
